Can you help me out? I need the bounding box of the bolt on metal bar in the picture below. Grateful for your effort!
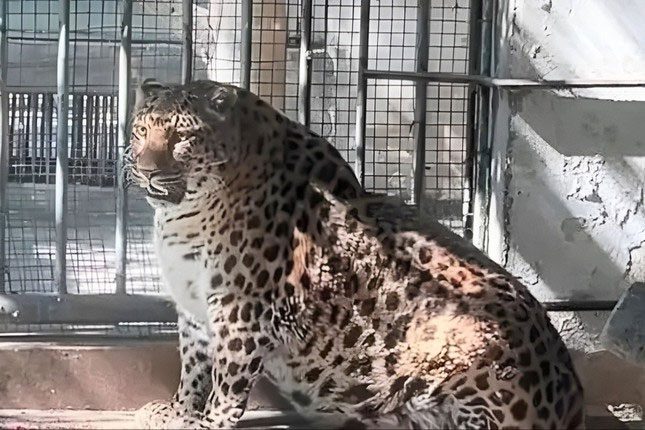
[181,0,193,85]
[115,0,132,295]
[0,0,8,293]
[297,0,313,127]
[240,0,253,90]
[354,0,370,187]
[364,69,645,89]
[411,1,429,207]
[55,0,70,294]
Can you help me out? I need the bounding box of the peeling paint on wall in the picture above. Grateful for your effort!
[493,0,645,352]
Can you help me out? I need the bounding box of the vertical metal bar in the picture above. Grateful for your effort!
[115,0,132,295]
[0,0,9,292]
[464,0,483,241]
[181,0,193,85]
[412,1,429,207]
[354,0,369,187]
[55,0,70,294]
[240,0,252,90]
[297,0,312,127]
[470,0,493,250]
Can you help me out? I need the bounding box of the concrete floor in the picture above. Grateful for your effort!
[0,409,641,430]
[0,409,305,430]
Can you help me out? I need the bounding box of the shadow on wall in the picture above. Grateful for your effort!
[494,0,645,307]
[504,90,645,302]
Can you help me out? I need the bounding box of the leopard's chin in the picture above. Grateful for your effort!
[144,184,187,207]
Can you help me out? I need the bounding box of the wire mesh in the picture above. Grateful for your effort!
[2,0,477,333]
[362,0,473,235]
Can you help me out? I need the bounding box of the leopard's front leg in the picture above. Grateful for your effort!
[203,296,272,428]
[164,294,273,429]
[174,311,214,412]
[135,311,213,428]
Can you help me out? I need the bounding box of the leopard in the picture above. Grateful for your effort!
[126,78,585,429]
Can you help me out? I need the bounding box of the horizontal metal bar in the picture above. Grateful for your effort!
[0,294,177,325]
[364,69,645,89]
[543,300,617,312]
[6,35,183,46]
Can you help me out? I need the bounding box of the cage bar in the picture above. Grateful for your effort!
[465,0,484,243]
[240,0,253,90]
[115,0,133,295]
[354,0,370,186]
[0,0,7,292]
[411,1,429,207]
[470,0,493,250]
[297,0,312,127]
[182,0,193,85]
[55,0,71,294]
[0,294,176,325]
[363,69,645,89]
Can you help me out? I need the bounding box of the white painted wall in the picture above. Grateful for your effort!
[490,0,645,350]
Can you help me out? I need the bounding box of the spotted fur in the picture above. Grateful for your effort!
[127,79,584,429]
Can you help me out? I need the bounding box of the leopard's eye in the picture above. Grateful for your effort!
[135,125,147,137]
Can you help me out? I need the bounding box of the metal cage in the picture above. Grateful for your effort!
[0,0,627,337]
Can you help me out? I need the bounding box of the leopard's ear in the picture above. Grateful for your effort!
[134,78,168,110]
[207,85,238,118]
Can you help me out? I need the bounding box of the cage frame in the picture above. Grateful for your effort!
[2,0,641,331]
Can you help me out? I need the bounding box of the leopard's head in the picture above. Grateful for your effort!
[126,79,241,207]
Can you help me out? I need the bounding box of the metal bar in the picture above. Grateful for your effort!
[240,0,253,90]
[181,0,193,85]
[0,0,8,293]
[354,0,370,187]
[363,69,645,89]
[543,300,617,312]
[55,0,70,294]
[0,294,177,324]
[0,293,616,325]
[411,1,429,207]
[115,0,132,295]
[297,0,312,127]
[463,0,483,241]
[6,36,184,46]
[470,0,493,250]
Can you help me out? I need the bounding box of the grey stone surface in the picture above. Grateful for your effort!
[602,282,645,365]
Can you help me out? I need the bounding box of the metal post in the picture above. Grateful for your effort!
[240,0,252,90]
[0,0,8,292]
[55,0,70,294]
[412,1,429,207]
[297,0,312,127]
[354,0,369,187]
[115,0,132,295]
[181,0,193,85]
[464,0,483,241]
[470,0,493,250]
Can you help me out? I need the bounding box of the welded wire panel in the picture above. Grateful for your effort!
[360,0,473,236]
[192,0,242,84]
[133,1,183,83]
[424,82,471,236]
[250,0,300,119]
[364,78,415,199]
[3,0,59,291]
[310,1,361,163]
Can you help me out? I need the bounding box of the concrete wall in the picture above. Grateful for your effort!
[489,0,645,351]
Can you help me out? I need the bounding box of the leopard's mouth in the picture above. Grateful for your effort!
[128,168,187,205]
